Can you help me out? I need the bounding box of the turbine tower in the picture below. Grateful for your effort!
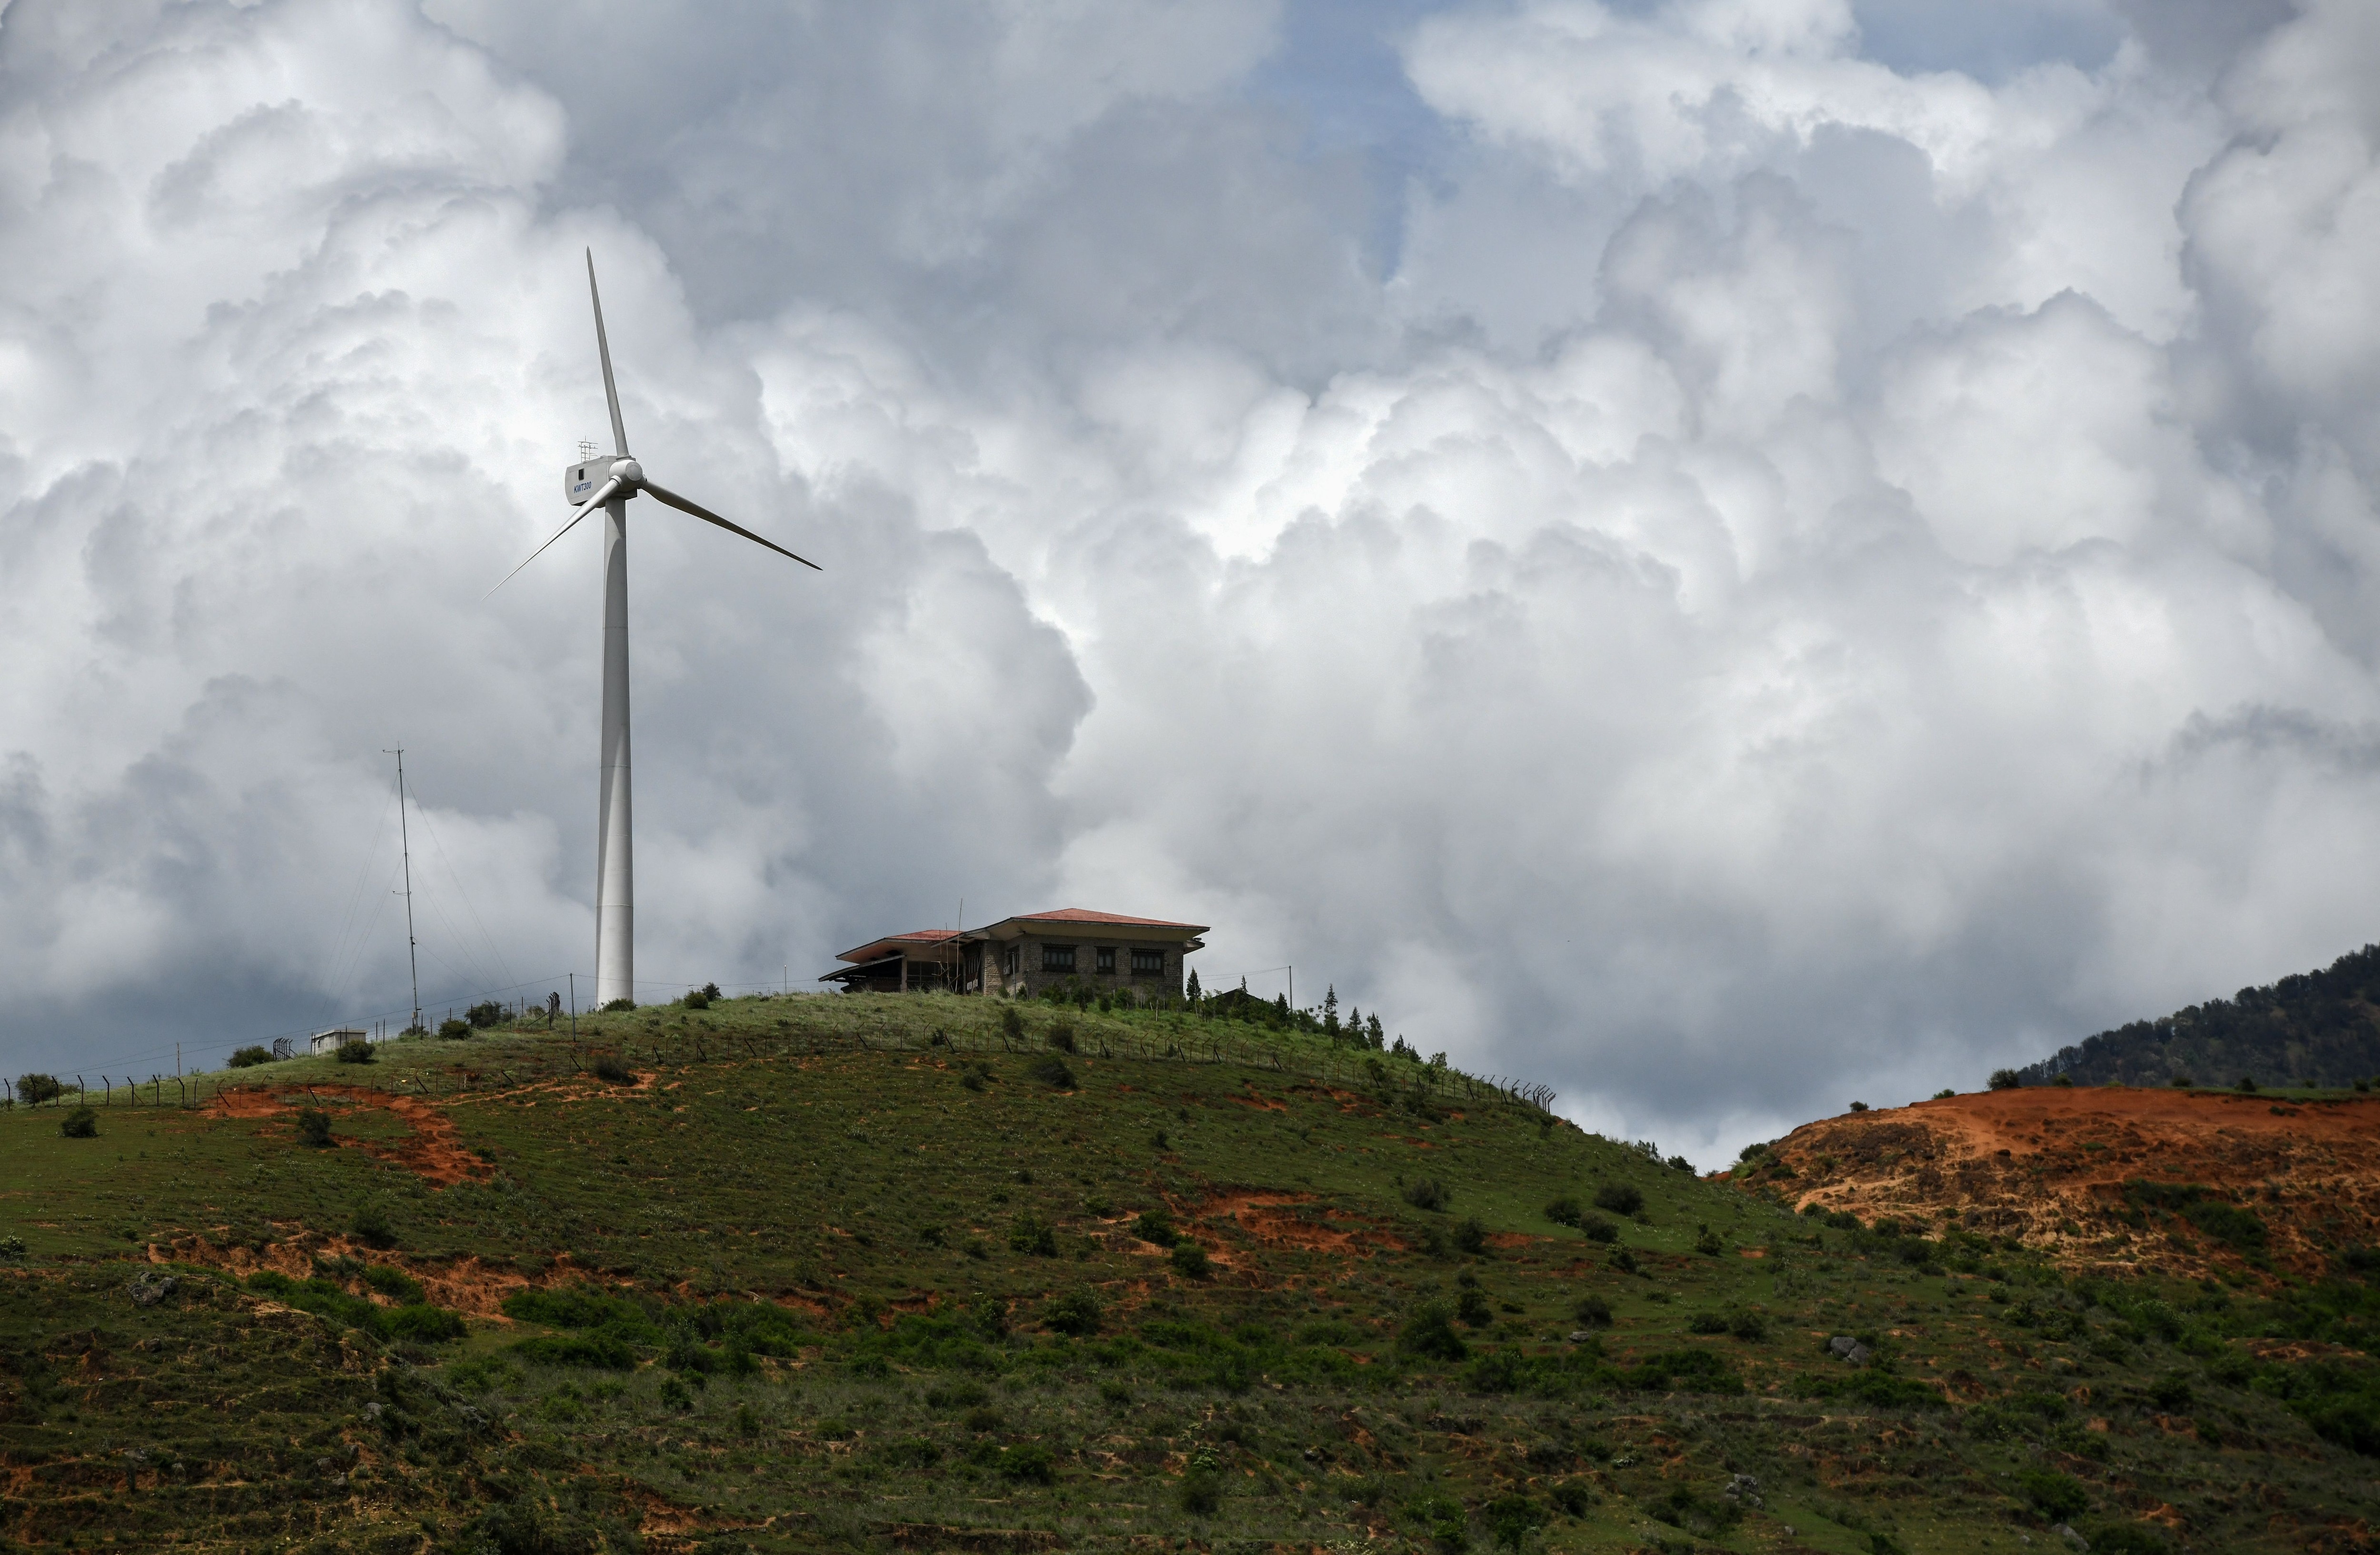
[496,251,819,1008]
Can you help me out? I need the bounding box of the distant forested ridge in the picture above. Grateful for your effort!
[2023,944,2380,1088]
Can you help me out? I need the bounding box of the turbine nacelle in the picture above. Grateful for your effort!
[561,455,645,505]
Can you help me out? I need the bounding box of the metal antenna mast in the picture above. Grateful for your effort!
[385,748,422,1034]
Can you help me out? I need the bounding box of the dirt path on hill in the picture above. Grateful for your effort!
[207,1083,493,1187]
[1747,1088,2380,1277]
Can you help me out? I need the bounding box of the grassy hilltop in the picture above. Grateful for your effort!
[3,992,2379,1554]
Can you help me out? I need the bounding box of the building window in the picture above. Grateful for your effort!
[1041,944,1075,973]
[1095,946,1116,974]
[1004,948,1019,978]
[1130,947,1164,975]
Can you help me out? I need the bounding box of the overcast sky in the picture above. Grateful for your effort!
[1,0,2376,1163]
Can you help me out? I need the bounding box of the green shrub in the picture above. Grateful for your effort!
[1620,1348,1744,1394]
[874,1436,941,1470]
[335,1038,376,1064]
[2079,1524,2170,1555]
[295,1108,334,1147]
[466,1000,506,1027]
[1577,1213,1619,1244]
[1687,1311,1727,1334]
[1989,1069,2023,1089]
[382,1304,467,1343]
[599,997,635,1012]
[999,1007,1025,1041]
[1544,1195,1582,1227]
[1009,1214,1057,1257]
[681,987,711,1010]
[350,1200,398,1249]
[1132,1208,1178,1246]
[59,1106,97,1139]
[1573,1295,1612,1328]
[437,1018,473,1039]
[993,1444,1055,1484]
[246,1271,466,1346]
[1179,1469,1223,1515]
[1044,1290,1102,1336]
[2182,1198,2266,1253]
[2237,1075,2257,1092]
[1026,1055,1076,1088]
[1549,1480,1594,1516]
[1047,1020,1077,1054]
[456,1502,585,1555]
[1456,1288,1493,1327]
[2018,1468,2089,1520]
[1405,1493,1468,1550]
[1170,1240,1212,1280]
[16,1074,62,1106]
[227,1046,272,1068]
[592,1057,634,1085]
[1403,1177,1449,1212]
[1791,1369,1944,1410]
[515,1331,642,1369]
[1593,1182,1643,1217]
[1453,1217,1488,1256]
[1483,1493,1547,1551]
[1399,1301,1468,1362]
[1693,1224,1725,1256]
[363,1265,425,1304]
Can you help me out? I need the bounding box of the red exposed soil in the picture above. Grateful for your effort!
[207,1083,492,1187]
[1748,1087,2380,1277]
[157,1232,556,1318]
[1191,1191,1392,1257]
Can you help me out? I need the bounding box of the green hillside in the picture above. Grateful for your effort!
[4,992,2379,1554]
[2022,943,2380,1090]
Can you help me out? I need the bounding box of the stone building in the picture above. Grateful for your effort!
[820,908,1207,1000]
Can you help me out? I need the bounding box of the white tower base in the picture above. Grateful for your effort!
[594,493,634,1007]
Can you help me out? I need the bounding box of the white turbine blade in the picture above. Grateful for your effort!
[483,476,622,599]
[586,249,630,457]
[643,480,823,570]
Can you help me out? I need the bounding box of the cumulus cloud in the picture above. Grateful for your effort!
[1,0,2376,1164]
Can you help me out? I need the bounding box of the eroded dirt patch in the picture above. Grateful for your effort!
[1192,1190,1392,1257]
[157,1233,559,1318]
[208,1083,492,1187]
[1748,1088,2380,1277]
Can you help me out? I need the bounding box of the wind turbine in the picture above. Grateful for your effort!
[495,251,819,1009]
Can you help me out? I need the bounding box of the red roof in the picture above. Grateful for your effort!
[834,927,964,963]
[836,910,1208,965]
[1012,908,1207,929]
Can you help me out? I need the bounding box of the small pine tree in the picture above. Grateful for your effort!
[1366,1014,1385,1050]
[1322,985,1339,1038]
[1185,968,1201,1002]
